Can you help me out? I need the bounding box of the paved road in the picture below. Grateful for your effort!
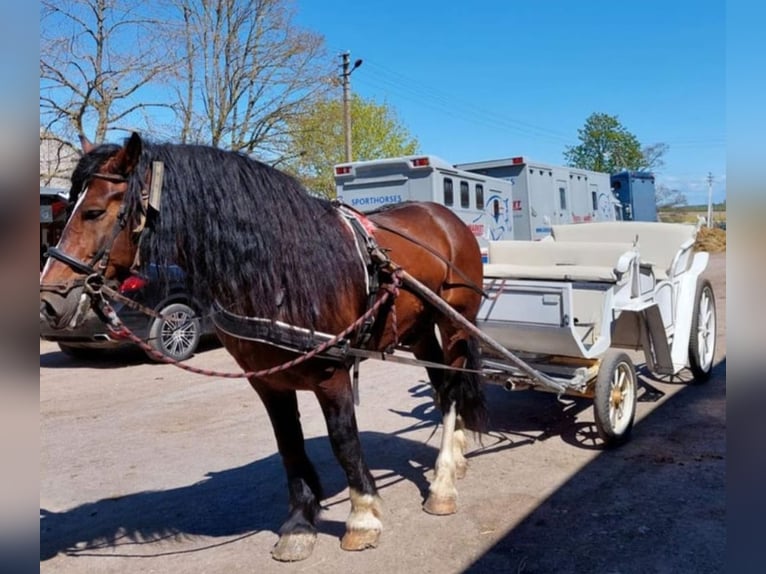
[40,253,725,573]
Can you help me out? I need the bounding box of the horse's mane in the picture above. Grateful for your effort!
[69,143,121,205]
[77,139,366,329]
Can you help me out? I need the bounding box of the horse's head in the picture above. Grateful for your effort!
[40,132,145,330]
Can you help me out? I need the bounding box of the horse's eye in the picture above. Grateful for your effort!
[82,209,107,221]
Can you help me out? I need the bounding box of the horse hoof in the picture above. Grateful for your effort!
[271,532,317,562]
[423,495,457,515]
[341,528,381,551]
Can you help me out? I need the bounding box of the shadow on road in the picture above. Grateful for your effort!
[40,431,441,562]
[463,357,726,574]
[39,337,221,369]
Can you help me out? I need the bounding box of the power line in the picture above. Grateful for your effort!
[328,52,573,144]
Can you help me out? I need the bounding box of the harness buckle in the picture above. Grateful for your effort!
[84,273,105,295]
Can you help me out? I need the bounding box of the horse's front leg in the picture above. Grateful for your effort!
[315,370,383,551]
[252,383,323,562]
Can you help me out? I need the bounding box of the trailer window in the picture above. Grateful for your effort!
[475,184,484,209]
[559,187,567,210]
[591,191,598,211]
[443,178,454,206]
[460,181,470,208]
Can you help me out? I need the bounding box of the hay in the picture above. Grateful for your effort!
[694,226,726,252]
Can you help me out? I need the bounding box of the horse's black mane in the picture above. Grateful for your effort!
[76,139,366,329]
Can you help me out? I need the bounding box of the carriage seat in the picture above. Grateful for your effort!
[484,240,637,283]
[549,221,697,280]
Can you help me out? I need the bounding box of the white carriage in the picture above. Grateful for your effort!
[478,221,717,446]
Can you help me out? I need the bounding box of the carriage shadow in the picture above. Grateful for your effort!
[395,366,681,456]
[464,357,726,574]
[40,431,440,562]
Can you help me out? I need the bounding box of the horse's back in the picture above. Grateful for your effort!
[367,201,483,301]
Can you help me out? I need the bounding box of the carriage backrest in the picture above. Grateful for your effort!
[485,240,637,282]
[550,221,697,279]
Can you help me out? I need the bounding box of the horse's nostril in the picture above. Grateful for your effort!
[40,301,56,322]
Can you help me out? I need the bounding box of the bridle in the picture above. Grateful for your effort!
[41,161,164,305]
[41,172,132,293]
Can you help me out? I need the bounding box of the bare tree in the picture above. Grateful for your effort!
[172,0,334,158]
[655,183,688,208]
[40,0,176,171]
[39,128,79,187]
[639,142,669,172]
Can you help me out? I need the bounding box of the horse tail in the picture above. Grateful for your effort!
[436,334,487,433]
[459,335,488,432]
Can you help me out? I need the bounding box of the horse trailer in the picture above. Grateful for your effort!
[334,155,514,255]
[610,170,658,222]
[455,157,623,241]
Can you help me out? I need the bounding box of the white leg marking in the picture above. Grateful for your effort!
[453,416,468,479]
[430,402,458,502]
[346,489,383,533]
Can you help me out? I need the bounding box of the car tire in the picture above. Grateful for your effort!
[146,302,201,362]
[58,343,104,360]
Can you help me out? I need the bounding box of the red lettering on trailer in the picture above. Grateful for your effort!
[512,200,522,211]
[468,223,484,236]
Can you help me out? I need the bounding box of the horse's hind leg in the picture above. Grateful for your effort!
[413,329,469,481]
[314,370,383,551]
[252,384,323,562]
[414,328,485,516]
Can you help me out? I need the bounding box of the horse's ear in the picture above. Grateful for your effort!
[79,134,94,154]
[115,132,143,175]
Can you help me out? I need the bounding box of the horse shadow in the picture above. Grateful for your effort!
[40,431,440,561]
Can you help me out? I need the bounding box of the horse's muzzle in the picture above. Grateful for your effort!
[39,287,88,330]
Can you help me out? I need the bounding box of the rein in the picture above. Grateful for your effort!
[97,270,405,379]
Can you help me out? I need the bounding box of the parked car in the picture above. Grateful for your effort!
[40,264,217,362]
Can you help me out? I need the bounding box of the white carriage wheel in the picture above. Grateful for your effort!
[688,279,716,382]
[593,350,638,448]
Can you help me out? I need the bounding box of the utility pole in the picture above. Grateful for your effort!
[341,52,362,162]
[706,172,714,228]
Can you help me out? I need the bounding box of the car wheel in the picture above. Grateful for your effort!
[146,302,201,362]
[58,343,104,360]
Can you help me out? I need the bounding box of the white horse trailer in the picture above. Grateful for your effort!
[456,157,623,240]
[334,155,514,258]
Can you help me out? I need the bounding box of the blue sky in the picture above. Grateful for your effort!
[294,0,726,205]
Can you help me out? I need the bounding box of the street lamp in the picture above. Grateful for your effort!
[341,52,363,162]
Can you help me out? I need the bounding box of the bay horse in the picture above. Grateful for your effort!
[39,132,487,561]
